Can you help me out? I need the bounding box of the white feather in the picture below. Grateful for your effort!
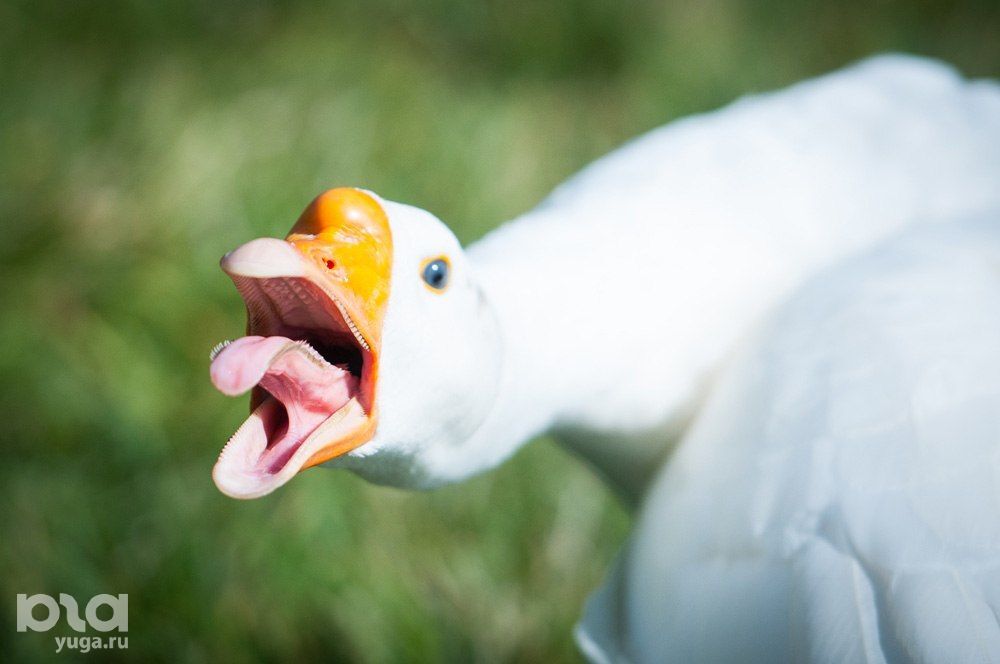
[581,214,1000,662]
[461,54,1000,497]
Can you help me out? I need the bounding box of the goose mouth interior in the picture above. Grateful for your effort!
[210,273,377,499]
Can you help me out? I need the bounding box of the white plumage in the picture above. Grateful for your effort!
[474,55,1000,662]
[455,54,1000,499]
[580,214,1000,663]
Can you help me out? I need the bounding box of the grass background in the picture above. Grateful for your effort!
[0,1,997,661]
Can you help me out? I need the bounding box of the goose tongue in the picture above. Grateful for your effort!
[210,336,358,474]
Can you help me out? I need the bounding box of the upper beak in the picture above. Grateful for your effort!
[221,187,393,355]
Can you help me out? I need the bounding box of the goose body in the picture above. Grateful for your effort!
[579,213,1000,663]
[210,54,1000,659]
[394,53,1000,497]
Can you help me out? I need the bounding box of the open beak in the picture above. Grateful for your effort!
[210,188,392,499]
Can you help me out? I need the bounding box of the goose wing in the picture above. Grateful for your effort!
[580,214,1000,663]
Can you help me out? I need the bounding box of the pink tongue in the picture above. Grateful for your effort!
[211,336,358,470]
[211,336,303,396]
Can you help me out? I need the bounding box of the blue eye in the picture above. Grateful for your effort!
[422,258,449,291]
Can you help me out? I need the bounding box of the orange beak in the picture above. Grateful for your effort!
[210,188,393,498]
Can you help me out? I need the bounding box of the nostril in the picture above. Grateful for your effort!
[325,259,336,269]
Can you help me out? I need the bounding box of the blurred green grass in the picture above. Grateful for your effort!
[0,1,997,661]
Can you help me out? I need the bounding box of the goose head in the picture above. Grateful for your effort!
[210,188,501,498]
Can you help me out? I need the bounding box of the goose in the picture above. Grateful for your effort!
[209,54,1000,657]
[578,212,1000,663]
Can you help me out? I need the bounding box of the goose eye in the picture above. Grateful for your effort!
[421,258,449,291]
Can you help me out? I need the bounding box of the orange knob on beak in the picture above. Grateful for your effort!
[286,188,393,354]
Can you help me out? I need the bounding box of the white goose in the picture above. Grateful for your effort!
[209,55,1000,660]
